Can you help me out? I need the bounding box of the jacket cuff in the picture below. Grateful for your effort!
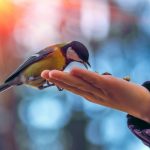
[127,81,150,147]
[127,114,150,146]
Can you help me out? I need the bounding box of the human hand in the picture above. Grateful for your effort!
[41,68,150,123]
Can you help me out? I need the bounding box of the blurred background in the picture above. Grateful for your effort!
[0,0,150,150]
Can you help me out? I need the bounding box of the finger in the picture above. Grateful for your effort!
[41,70,50,79]
[48,76,117,108]
[70,68,109,89]
[49,70,106,99]
[49,78,118,108]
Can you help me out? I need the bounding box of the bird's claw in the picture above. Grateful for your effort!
[46,80,54,86]
[47,81,63,91]
[57,86,63,91]
[38,81,55,90]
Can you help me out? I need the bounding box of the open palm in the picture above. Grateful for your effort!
[41,68,150,123]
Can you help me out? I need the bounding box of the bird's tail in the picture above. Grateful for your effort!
[0,80,16,93]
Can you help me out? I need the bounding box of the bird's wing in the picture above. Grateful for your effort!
[5,47,54,83]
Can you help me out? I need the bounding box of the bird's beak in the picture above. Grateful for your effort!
[83,61,91,69]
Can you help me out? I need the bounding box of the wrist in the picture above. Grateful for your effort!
[140,81,150,123]
[126,85,150,123]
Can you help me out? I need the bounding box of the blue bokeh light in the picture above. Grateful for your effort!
[18,95,72,130]
[83,99,108,119]
[85,119,102,145]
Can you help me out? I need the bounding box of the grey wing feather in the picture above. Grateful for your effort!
[5,47,54,83]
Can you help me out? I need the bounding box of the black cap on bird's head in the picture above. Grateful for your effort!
[62,41,91,69]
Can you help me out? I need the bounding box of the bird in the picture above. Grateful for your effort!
[0,41,91,92]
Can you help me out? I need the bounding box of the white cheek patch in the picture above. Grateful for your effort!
[31,53,40,57]
[66,47,82,62]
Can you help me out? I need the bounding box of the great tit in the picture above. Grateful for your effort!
[0,41,90,92]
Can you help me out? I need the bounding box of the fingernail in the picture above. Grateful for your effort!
[48,72,53,78]
[41,70,50,79]
[48,70,58,78]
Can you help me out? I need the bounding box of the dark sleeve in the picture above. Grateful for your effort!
[127,81,150,147]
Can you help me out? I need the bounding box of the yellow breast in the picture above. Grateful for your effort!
[23,48,66,78]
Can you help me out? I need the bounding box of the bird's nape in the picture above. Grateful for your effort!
[70,41,89,63]
[62,41,90,69]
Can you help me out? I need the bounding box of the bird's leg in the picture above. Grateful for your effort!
[38,80,54,90]
[38,81,63,91]
[56,86,63,91]
[46,80,54,86]
[38,85,47,90]
[46,80,63,91]
[38,84,51,90]
[38,85,63,91]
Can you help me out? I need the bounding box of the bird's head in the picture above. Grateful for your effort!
[62,41,91,69]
